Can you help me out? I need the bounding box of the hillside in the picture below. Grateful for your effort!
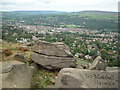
[0,40,88,88]
[1,39,119,88]
[74,10,118,20]
[2,10,118,31]
[0,40,32,62]
[0,40,60,88]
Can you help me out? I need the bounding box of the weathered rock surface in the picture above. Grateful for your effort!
[33,41,72,57]
[31,52,76,70]
[52,42,70,51]
[0,49,2,60]
[106,67,119,71]
[31,41,76,70]
[1,61,33,88]
[55,68,119,88]
[89,56,107,70]
[14,54,28,63]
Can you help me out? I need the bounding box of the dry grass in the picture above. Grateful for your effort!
[0,41,32,61]
[1,40,59,88]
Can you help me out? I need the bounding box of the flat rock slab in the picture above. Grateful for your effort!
[55,68,119,88]
[31,52,76,70]
[1,61,33,88]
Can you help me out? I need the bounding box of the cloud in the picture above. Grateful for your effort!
[0,0,119,12]
[1,0,54,5]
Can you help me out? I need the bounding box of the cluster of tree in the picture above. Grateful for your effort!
[2,26,119,67]
[2,25,33,42]
[43,32,119,65]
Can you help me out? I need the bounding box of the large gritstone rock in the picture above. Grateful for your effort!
[55,68,119,88]
[31,41,76,70]
[14,54,28,63]
[32,41,72,57]
[31,52,76,70]
[89,56,107,70]
[1,61,33,88]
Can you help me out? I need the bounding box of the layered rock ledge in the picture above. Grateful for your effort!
[31,41,76,70]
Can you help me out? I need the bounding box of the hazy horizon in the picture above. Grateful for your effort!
[1,0,119,12]
[1,10,118,13]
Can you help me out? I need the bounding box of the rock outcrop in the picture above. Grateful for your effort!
[32,41,72,57]
[1,61,33,88]
[14,54,28,63]
[31,41,76,70]
[55,68,119,88]
[89,56,107,70]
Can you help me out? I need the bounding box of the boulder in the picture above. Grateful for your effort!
[31,41,76,70]
[1,61,33,88]
[55,68,119,88]
[31,52,76,70]
[89,56,107,70]
[32,41,72,57]
[14,54,28,63]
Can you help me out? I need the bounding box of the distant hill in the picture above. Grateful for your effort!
[70,10,118,20]
[8,10,68,14]
[2,10,118,15]
[78,10,117,14]
[2,10,68,16]
[2,10,118,31]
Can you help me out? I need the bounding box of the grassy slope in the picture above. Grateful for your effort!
[0,40,58,88]
[74,11,118,20]
[0,40,32,61]
[2,11,118,20]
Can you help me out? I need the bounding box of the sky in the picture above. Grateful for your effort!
[0,0,119,12]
